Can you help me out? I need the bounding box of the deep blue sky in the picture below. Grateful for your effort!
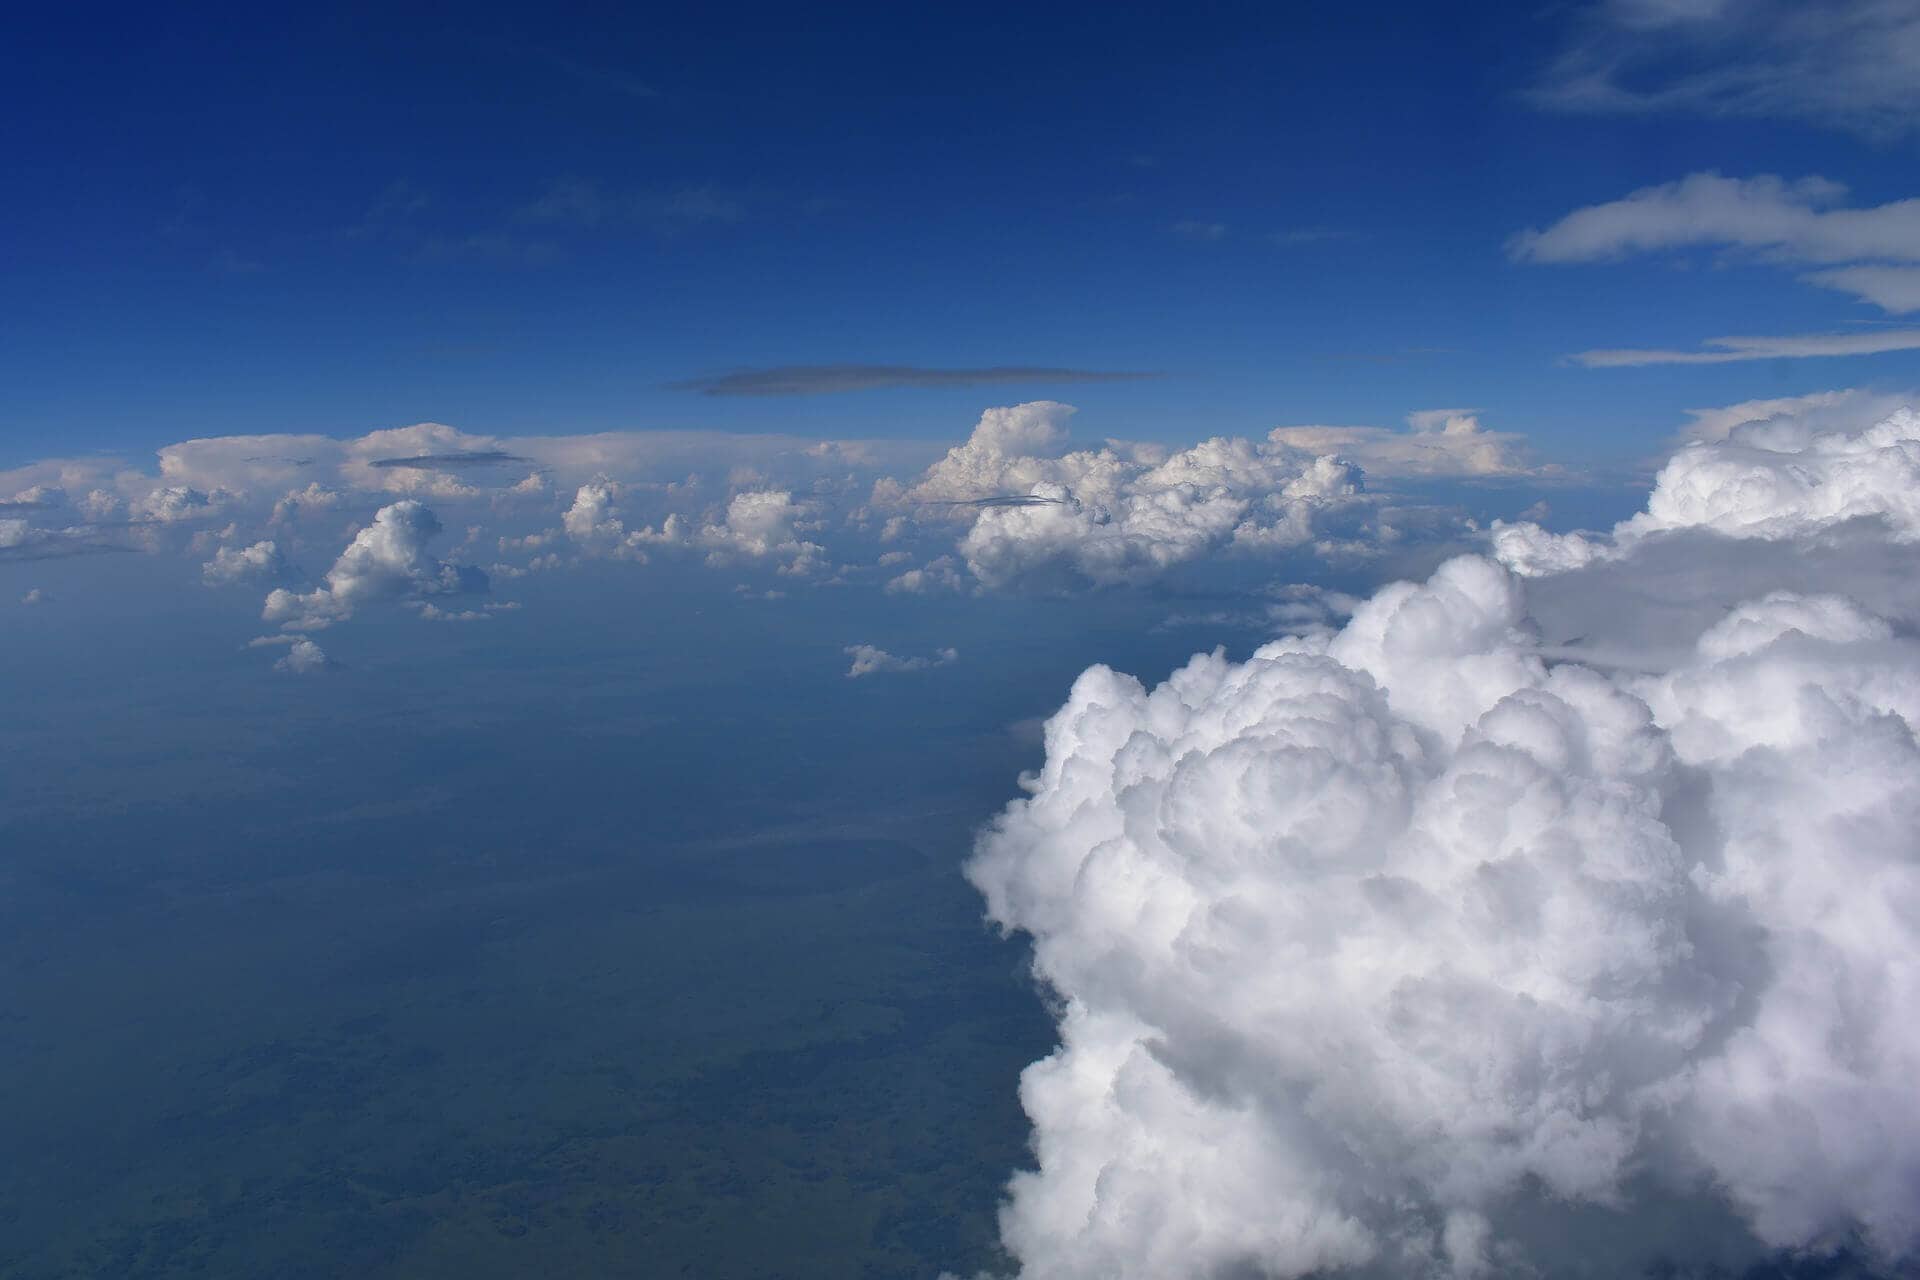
[6,0,1918,465]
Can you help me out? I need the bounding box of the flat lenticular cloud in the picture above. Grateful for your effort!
[669,365,1159,397]
[1571,328,1920,366]
[971,398,1920,1279]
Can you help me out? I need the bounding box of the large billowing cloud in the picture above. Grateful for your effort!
[970,402,1920,1278]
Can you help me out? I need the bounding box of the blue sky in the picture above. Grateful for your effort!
[7,0,1919,464]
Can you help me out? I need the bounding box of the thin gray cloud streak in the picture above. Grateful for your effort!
[917,493,1076,508]
[1572,329,1920,367]
[671,365,1159,397]
[366,450,531,470]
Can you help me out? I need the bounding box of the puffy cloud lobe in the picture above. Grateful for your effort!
[262,500,483,629]
[562,479,623,541]
[274,637,331,673]
[137,485,233,523]
[972,548,1920,1277]
[1494,406,1920,578]
[634,489,825,575]
[201,539,288,585]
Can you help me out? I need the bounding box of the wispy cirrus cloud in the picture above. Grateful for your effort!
[1531,0,1920,138]
[537,50,659,100]
[1571,329,1920,367]
[517,178,745,231]
[1170,219,1229,242]
[670,364,1159,397]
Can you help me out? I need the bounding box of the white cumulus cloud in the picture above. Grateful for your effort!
[262,500,483,629]
[886,403,1378,590]
[273,637,331,674]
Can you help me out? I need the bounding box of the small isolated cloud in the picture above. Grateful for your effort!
[538,49,659,99]
[843,643,957,677]
[1170,219,1229,241]
[1267,228,1356,247]
[201,539,289,585]
[20,587,48,606]
[1570,328,1920,367]
[262,500,484,629]
[273,637,331,674]
[517,178,744,232]
[1532,0,1920,137]
[670,365,1158,397]
[1511,173,1920,313]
